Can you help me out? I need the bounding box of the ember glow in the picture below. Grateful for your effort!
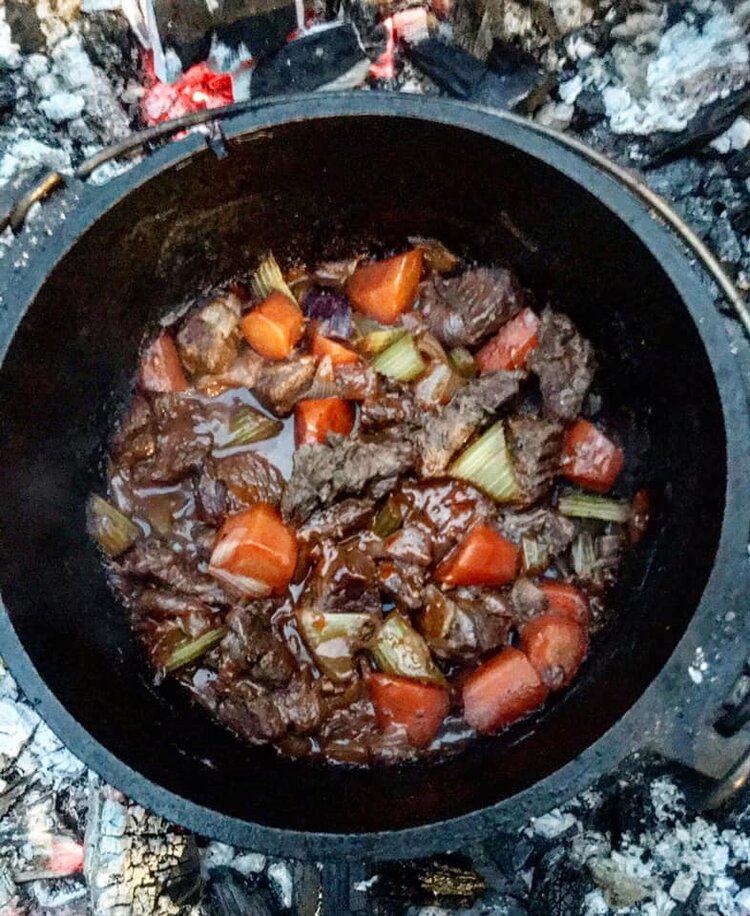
[140,52,235,127]
[50,837,85,876]
[369,9,431,81]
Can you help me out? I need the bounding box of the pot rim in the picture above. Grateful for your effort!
[1,93,748,860]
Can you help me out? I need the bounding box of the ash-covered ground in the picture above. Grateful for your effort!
[0,0,749,913]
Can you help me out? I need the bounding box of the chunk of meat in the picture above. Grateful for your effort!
[118,538,233,607]
[500,507,577,556]
[377,561,426,610]
[217,670,323,743]
[391,479,495,563]
[195,350,264,396]
[253,355,316,416]
[111,395,155,466]
[137,394,212,484]
[509,577,548,626]
[528,309,596,420]
[312,541,381,615]
[134,588,216,622]
[420,267,525,347]
[176,293,242,375]
[298,499,375,545]
[195,469,228,524]
[418,585,512,662]
[281,435,414,524]
[384,524,434,567]
[506,415,564,504]
[218,605,296,687]
[210,451,285,507]
[360,390,418,432]
[417,371,523,477]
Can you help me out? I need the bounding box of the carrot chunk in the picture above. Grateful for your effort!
[538,581,590,628]
[311,330,360,366]
[462,647,548,733]
[346,250,422,325]
[561,419,624,493]
[434,524,519,588]
[294,398,355,447]
[139,333,188,392]
[520,613,588,690]
[368,672,449,748]
[241,291,304,361]
[476,308,540,373]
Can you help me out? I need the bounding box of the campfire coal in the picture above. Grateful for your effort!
[1,0,750,913]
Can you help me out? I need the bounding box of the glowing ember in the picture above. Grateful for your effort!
[140,52,235,127]
[50,837,84,876]
[369,9,431,80]
[369,16,395,80]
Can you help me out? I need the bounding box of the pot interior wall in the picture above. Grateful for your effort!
[0,116,725,833]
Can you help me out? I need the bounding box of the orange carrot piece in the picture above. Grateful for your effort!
[368,672,449,748]
[240,291,304,361]
[139,333,188,392]
[294,398,355,447]
[346,250,422,325]
[434,524,519,588]
[462,647,548,734]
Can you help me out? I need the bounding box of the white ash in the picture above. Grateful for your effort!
[0,698,38,762]
[231,852,267,875]
[529,808,579,838]
[712,116,750,152]
[40,91,86,122]
[267,860,294,909]
[566,2,750,136]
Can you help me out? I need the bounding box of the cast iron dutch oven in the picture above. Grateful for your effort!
[1,95,749,870]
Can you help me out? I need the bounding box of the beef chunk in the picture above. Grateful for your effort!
[210,451,285,507]
[138,394,212,483]
[176,293,242,375]
[500,507,577,556]
[119,538,233,606]
[417,371,523,477]
[219,605,296,687]
[217,670,323,744]
[311,358,379,401]
[254,356,316,416]
[195,350,264,397]
[360,390,418,432]
[392,479,495,563]
[510,578,548,625]
[377,561,426,610]
[420,267,525,347]
[217,679,286,742]
[112,395,155,466]
[419,585,512,661]
[313,541,381,615]
[195,469,228,524]
[507,415,564,504]
[135,588,215,622]
[281,435,415,524]
[384,524,434,567]
[299,498,374,545]
[528,309,596,420]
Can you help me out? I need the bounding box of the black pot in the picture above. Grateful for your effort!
[1,94,749,866]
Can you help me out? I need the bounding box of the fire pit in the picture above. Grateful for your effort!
[1,1,750,914]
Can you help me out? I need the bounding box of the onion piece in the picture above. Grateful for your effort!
[302,287,353,338]
[163,627,227,673]
[252,252,296,303]
[414,361,462,408]
[87,495,139,557]
[297,608,378,682]
[571,531,597,581]
[369,612,445,685]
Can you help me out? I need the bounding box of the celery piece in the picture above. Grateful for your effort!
[223,406,283,447]
[297,608,378,682]
[448,347,477,379]
[370,612,445,685]
[372,334,426,382]
[558,492,631,523]
[361,328,407,357]
[521,537,551,575]
[252,253,296,303]
[164,627,227,673]
[449,421,520,503]
[87,494,139,557]
[572,532,597,581]
[372,497,403,539]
